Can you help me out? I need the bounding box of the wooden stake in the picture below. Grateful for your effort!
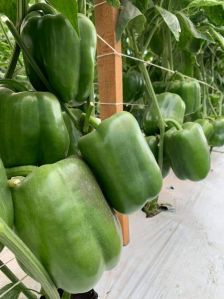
[94,1,130,246]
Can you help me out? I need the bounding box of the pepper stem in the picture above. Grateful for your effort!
[6,165,38,179]
[61,291,71,299]
[88,115,101,129]
[27,3,56,15]
[165,118,182,130]
[63,104,101,132]
[83,102,94,133]
[0,218,60,299]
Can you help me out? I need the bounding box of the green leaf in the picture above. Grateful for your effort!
[0,0,17,24]
[116,0,146,41]
[204,5,224,26]
[107,0,121,7]
[187,0,224,9]
[176,12,211,53]
[129,0,153,13]
[155,6,181,41]
[47,0,79,34]
[177,12,211,42]
[0,283,21,299]
[169,0,193,10]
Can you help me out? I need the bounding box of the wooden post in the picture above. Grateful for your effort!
[94,1,130,246]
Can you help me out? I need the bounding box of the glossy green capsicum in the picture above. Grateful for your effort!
[0,160,13,252]
[20,4,96,105]
[194,119,214,141]
[10,157,122,293]
[0,86,69,167]
[165,122,210,181]
[123,70,144,103]
[79,112,163,214]
[167,79,201,115]
[153,79,201,115]
[143,92,186,135]
[145,136,170,178]
[209,118,224,147]
[77,14,97,102]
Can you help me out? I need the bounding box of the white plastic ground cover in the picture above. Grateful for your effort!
[1,150,224,298]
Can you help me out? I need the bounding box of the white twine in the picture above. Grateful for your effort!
[96,33,220,92]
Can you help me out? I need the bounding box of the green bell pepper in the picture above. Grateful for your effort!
[165,122,210,181]
[123,70,144,103]
[10,157,122,293]
[78,112,163,214]
[143,92,186,135]
[153,79,201,115]
[76,14,97,102]
[167,80,201,115]
[184,107,203,122]
[21,5,96,105]
[208,118,224,147]
[145,136,170,178]
[145,136,158,157]
[0,86,69,167]
[0,159,13,252]
[194,119,214,141]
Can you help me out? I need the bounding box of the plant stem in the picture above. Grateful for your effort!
[199,54,207,118]
[88,115,101,129]
[0,19,23,67]
[159,0,165,7]
[128,29,166,170]
[4,0,27,79]
[78,0,86,15]
[207,87,218,117]
[90,83,95,116]
[6,166,37,179]
[0,19,13,49]
[5,19,53,91]
[17,0,28,25]
[219,93,223,116]
[4,44,21,79]
[28,3,56,15]
[139,63,166,169]
[142,17,159,53]
[63,104,100,131]
[0,260,37,299]
[167,29,173,72]
[83,102,94,133]
[200,54,217,117]
[161,27,173,81]
[0,218,60,299]
[165,118,182,130]
[63,105,82,131]
[61,291,71,299]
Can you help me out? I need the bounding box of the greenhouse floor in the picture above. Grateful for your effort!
[1,149,224,299]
